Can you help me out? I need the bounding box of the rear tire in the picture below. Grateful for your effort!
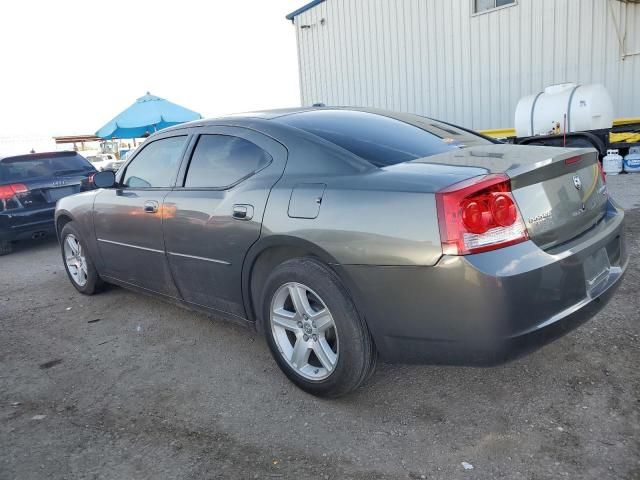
[0,241,12,256]
[60,222,103,295]
[261,257,376,397]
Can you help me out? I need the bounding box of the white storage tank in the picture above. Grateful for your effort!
[603,149,623,175]
[515,83,614,138]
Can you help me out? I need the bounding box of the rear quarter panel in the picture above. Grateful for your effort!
[263,179,442,266]
[256,129,486,266]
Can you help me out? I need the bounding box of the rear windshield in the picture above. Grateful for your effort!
[0,153,95,183]
[274,109,491,167]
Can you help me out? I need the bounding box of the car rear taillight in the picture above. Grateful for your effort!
[435,174,529,255]
[597,161,607,185]
[0,183,28,201]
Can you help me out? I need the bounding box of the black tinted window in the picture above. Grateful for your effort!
[184,135,272,188]
[0,153,94,182]
[123,136,186,188]
[275,110,488,167]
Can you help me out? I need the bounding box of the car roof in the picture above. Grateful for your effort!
[0,151,80,162]
[159,106,428,133]
[160,106,318,132]
[159,107,496,146]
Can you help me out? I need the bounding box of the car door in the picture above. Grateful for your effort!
[162,126,287,317]
[93,134,189,297]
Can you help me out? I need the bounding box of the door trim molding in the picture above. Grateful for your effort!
[168,251,231,265]
[97,238,165,254]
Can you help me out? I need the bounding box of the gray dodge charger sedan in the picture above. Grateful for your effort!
[55,107,628,397]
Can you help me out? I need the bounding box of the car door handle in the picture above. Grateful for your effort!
[232,204,253,220]
[143,200,159,213]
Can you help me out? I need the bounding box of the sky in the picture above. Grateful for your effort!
[0,0,306,137]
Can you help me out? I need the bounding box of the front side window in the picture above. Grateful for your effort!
[184,135,272,188]
[474,0,515,13]
[122,136,186,188]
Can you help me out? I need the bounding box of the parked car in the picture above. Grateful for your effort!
[86,153,125,172]
[120,147,139,163]
[0,151,97,255]
[55,108,628,397]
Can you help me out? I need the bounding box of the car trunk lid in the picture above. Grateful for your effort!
[1,175,90,212]
[23,176,87,205]
[0,152,96,212]
[408,144,608,250]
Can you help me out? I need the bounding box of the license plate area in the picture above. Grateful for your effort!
[583,247,610,296]
[46,186,77,202]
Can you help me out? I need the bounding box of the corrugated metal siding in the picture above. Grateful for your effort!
[293,0,640,129]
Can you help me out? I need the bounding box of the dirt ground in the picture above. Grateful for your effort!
[1,176,638,480]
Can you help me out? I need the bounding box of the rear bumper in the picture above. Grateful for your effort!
[338,201,628,365]
[0,206,56,242]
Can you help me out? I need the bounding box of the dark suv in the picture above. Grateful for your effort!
[0,151,97,255]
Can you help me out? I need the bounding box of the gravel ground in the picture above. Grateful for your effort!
[1,176,638,480]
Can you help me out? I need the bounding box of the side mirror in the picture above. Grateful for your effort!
[93,170,116,188]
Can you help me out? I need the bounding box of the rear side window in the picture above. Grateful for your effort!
[0,153,94,182]
[122,136,186,188]
[184,135,272,188]
[274,110,489,167]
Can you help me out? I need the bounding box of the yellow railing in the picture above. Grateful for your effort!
[479,117,640,140]
[612,117,640,127]
[610,132,640,144]
[479,127,516,138]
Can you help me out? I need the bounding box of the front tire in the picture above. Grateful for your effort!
[261,257,376,397]
[60,222,102,295]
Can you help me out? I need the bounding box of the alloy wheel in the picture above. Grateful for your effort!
[270,282,339,380]
[64,234,88,287]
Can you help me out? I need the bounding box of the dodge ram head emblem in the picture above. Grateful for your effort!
[573,175,582,190]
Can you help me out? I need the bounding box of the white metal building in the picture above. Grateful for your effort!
[286,0,640,130]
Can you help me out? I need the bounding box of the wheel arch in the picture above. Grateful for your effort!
[242,236,344,330]
[55,211,75,240]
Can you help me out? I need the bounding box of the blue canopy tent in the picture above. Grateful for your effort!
[96,92,202,139]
